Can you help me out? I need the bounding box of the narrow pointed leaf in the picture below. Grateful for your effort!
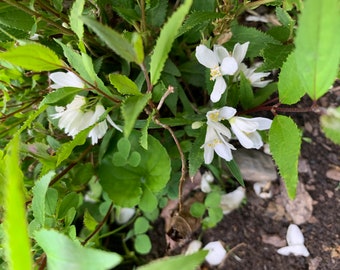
[150,0,193,85]
[70,0,85,41]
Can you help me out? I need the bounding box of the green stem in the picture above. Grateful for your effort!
[2,0,74,36]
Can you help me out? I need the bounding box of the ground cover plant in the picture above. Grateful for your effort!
[0,0,339,269]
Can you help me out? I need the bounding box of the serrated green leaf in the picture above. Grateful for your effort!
[134,234,152,254]
[35,229,122,270]
[146,0,168,27]
[188,128,205,178]
[121,93,151,137]
[275,7,295,29]
[228,24,281,58]
[150,0,193,85]
[320,107,340,144]
[84,209,98,231]
[137,250,208,270]
[32,171,56,227]
[260,43,294,71]
[0,24,29,41]
[0,6,35,31]
[176,11,224,37]
[0,43,62,71]
[41,87,81,106]
[81,16,138,63]
[109,73,141,95]
[295,0,340,100]
[2,135,32,270]
[99,131,171,207]
[70,0,85,41]
[45,188,58,216]
[278,52,306,105]
[131,32,144,64]
[269,115,301,199]
[239,72,254,110]
[140,111,154,150]
[58,192,81,219]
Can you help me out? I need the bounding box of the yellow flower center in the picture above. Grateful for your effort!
[210,66,222,81]
[207,138,221,147]
[208,111,220,122]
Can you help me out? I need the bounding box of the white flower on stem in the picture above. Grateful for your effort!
[51,95,87,137]
[202,107,237,164]
[203,241,226,266]
[277,224,310,257]
[195,45,239,102]
[49,71,84,89]
[88,104,122,144]
[201,171,214,193]
[228,115,272,149]
[239,63,272,88]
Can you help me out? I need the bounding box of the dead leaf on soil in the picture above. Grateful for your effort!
[279,180,314,225]
[308,257,322,270]
[261,234,286,247]
[326,166,340,181]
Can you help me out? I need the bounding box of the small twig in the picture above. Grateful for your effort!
[157,85,175,111]
[141,63,153,93]
[82,203,114,246]
[225,242,247,260]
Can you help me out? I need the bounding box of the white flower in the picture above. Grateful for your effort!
[49,71,84,89]
[51,95,87,137]
[228,115,272,149]
[202,107,237,163]
[220,186,246,215]
[277,224,310,257]
[203,241,226,266]
[195,44,239,102]
[115,207,135,225]
[239,63,272,88]
[201,171,214,193]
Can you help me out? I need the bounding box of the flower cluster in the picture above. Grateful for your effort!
[202,106,272,164]
[49,71,121,144]
[196,42,271,103]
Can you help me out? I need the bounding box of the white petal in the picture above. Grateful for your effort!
[230,124,254,149]
[277,245,310,257]
[233,117,258,132]
[203,241,226,266]
[213,45,230,63]
[195,45,219,68]
[210,77,226,103]
[220,57,238,75]
[218,106,237,120]
[246,131,263,149]
[106,116,123,132]
[115,208,135,224]
[49,71,84,89]
[287,224,305,246]
[201,178,212,193]
[203,145,215,164]
[247,117,272,130]
[202,171,214,183]
[208,121,232,139]
[185,240,202,256]
[252,79,272,88]
[220,186,246,214]
[214,142,234,162]
[232,42,249,65]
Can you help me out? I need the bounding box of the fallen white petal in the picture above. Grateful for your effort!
[287,224,305,246]
[253,182,272,199]
[220,187,246,214]
[185,240,202,255]
[277,245,310,257]
[203,241,226,266]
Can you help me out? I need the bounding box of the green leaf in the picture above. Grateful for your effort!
[2,135,32,270]
[58,192,81,219]
[70,0,85,41]
[84,209,98,231]
[239,72,255,110]
[0,43,62,71]
[134,234,152,254]
[176,11,224,37]
[131,33,144,65]
[32,171,56,227]
[35,229,122,270]
[0,6,35,31]
[260,43,294,71]
[109,73,141,95]
[45,188,58,216]
[269,115,302,199]
[205,192,221,208]
[190,202,206,218]
[188,128,205,178]
[81,16,139,64]
[41,87,81,106]
[150,0,193,85]
[137,250,208,270]
[146,0,168,27]
[278,52,306,105]
[294,0,340,100]
[226,159,244,187]
[99,131,171,207]
[134,217,150,235]
[320,107,340,144]
[139,184,158,213]
[121,93,151,137]
[228,24,281,58]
